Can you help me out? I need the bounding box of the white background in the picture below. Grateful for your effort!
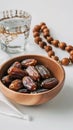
[0,0,73,130]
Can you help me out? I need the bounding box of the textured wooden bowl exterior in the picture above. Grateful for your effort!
[0,55,65,106]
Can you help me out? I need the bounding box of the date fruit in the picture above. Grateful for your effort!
[8,67,27,79]
[9,79,23,91]
[2,75,12,86]
[22,76,37,91]
[31,88,49,93]
[41,78,58,89]
[8,61,22,74]
[21,59,37,67]
[35,65,51,79]
[18,88,29,93]
[26,66,40,81]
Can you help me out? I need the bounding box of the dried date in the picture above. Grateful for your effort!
[22,76,37,91]
[9,79,23,91]
[8,67,27,79]
[26,66,40,81]
[31,88,49,93]
[2,75,12,86]
[41,78,58,89]
[35,65,51,79]
[21,59,37,67]
[18,88,29,93]
[8,61,22,74]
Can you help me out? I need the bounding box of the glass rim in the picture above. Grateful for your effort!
[0,9,32,20]
[0,9,32,34]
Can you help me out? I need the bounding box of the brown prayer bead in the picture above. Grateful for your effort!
[43,31,49,37]
[41,25,47,31]
[61,58,70,65]
[33,32,39,37]
[33,25,41,32]
[51,56,59,61]
[48,51,55,57]
[65,45,73,52]
[34,36,42,44]
[40,22,46,27]
[51,40,59,47]
[39,41,44,48]
[44,45,52,52]
[46,36,53,43]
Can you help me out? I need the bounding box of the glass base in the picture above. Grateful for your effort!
[0,38,27,54]
[1,43,25,53]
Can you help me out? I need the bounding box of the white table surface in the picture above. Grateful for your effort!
[0,0,73,129]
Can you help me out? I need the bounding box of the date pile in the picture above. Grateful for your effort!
[2,59,58,93]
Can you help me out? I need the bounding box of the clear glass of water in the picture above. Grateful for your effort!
[0,10,31,53]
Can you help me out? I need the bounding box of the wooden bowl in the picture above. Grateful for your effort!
[0,55,65,106]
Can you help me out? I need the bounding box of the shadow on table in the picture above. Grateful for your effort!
[40,86,73,112]
[14,86,73,118]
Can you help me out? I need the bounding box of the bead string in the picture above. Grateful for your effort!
[33,22,73,66]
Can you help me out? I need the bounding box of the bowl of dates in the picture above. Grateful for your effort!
[0,55,65,105]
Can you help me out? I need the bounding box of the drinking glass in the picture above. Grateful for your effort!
[0,10,31,53]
